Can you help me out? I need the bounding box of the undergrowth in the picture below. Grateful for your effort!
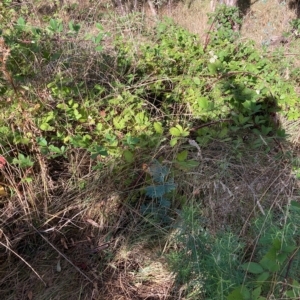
[0,1,300,299]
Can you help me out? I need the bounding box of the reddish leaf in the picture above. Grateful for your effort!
[0,156,6,169]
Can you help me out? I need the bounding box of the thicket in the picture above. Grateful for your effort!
[0,1,300,299]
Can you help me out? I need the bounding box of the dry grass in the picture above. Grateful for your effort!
[176,136,299,232]
[168,0,298,46]
[0,152,176,299]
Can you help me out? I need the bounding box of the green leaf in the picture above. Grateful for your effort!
[176,160,199,170]
[193,77,201,85]
[198,97,209,110]
[241,262,264,274]
[17,17,26,26]
[12,154,34,168]
[261,125,272,135]
[176,150,188,162]
[22,177,33,183]
[96,23,103,30]
[95,45,103,52]
[170,127,181,137]
[37,137,47,147]
[96,123,103,131]
[40,123,53,131]
[48,145,61,153]
[227,286,250,300]
[256,272,269,285]
[260,249,280,272]
[123,150,134,163]
[208,63,218,75]
[290,200,300,212]
[252,286,262,299]
[170,138,178,147]
[154,122,163,134]
[90,145,108,159]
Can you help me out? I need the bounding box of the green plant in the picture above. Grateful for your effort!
[207,5,242,44]
[228,201,300,300]
[168,206,244,299]
[12,153,34,168]
[142,159,176,224]
[168,201,300,299]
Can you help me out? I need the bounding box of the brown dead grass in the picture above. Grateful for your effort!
[169,0,298,46]
[0,151,176,299]
[177,135,299,234]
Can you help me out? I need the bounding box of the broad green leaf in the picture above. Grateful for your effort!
[219,127,228,138]
[175,124,184,131]
[176,160,199,170]
[48,145,61,153]
[193,77,201,85]
[260,249,280,272]
[256,272,269,284]
[154,122,163,134]
[96,123,103,131]
[261,125,272,135]
[22,177,33,183]
[123,150,134,163]
[96,23,103,30]
[17,17,26,27]
[252,286,262,299]
[241,262,264,274]
[198,97,209,110]
[170,138,178,147]
[176,150,188,162]
[40,123,53,131]
[208,63,218,75]
[227,286,250,300]
[37,137,47,147]
[170,127,181,137]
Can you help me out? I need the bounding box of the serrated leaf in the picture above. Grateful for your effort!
[148,160,169,183]
[241,262,264,274]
